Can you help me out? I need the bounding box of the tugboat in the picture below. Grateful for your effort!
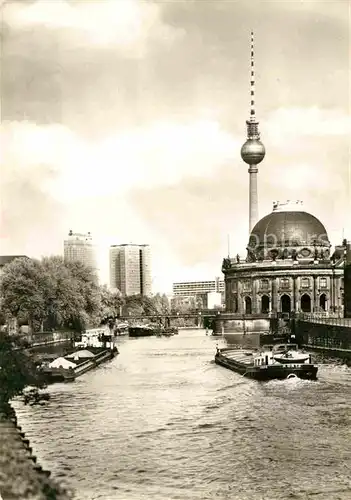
[129,324,157,337]
[215,343,318,381]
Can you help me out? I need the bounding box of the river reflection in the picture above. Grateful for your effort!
[13,329,351,500]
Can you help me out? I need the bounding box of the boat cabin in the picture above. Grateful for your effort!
[253,344,310,367]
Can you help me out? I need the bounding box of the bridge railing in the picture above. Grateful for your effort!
[119,310,221,319]
[295,312,351,328]
[217,312,273,319]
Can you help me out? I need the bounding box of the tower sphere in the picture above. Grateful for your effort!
[241,139,266,165]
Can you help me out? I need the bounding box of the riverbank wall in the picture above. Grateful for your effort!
[27,331,73,348]
[212,313,272,335]
[0,402,73,499]
[291,317,351,364]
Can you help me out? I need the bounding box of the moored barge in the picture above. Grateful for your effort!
[215,343,318,381]
[40,347,118,384]
[129,325,157,337]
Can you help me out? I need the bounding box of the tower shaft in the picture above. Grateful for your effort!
[249,166,258,233]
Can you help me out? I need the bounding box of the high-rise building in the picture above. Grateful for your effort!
[172,279,224,297]
[171,278,225,309]
[109,244,152,296]
[64,230,97,273]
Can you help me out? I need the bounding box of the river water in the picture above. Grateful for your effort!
[13,329,351,500]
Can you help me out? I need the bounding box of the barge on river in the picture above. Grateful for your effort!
[40,347,118,384]
[129,325,178,337]
[215,344,318,381]
[129,325,156,337]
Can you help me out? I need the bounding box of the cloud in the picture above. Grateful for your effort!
[0,118,239,263]
[4,0,184,52]
[266,107,351,145]
[0,122,67,255]
[0,119,238,200]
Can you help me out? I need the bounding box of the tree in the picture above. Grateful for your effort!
[66,261,100,312]
[160,294,170,314]
[0,256,104,334]
[0,333,47,405]
[150,293,170,314]
[124,295,146,316]
[40,256,84,330]
[0,257,46,332]
[121,293,171,319]
[99,285,124,321]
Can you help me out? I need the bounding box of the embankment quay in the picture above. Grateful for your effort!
[11,329,351,500]
[0,403,73,499]
[212,311,351,360]
[292,313,351,362]
[14,330,74,351]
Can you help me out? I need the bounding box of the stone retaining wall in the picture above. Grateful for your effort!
[0,403,74,499]
[292,319,351,364]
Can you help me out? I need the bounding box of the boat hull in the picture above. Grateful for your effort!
[41,349,117,384]
[129,327,155,337]
[215,353,318,381]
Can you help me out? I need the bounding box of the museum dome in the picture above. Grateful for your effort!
[247,201,331,262]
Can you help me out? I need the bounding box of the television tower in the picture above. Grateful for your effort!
[240,31,266,233]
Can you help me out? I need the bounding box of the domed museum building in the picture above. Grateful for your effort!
[220,33,345,320]
[222,200,345,316]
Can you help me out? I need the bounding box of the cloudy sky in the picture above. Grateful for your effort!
[1,0,350,292]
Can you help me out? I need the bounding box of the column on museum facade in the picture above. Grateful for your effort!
[293,276,298,313]
[237,280,243,314]
[269,285,272,313]
[231,280,238,313]
[313,275,318,312]
[271,277,278,313]
[252,279,258,314]
[336,276,342,314]
[331,273,342,314]
[225,280,231,311]
[330,273,335,312]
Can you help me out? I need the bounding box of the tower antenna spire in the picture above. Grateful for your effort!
[250,30,256,122]
[241,31,266,234]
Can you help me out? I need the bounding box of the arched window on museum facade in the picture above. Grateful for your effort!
[301,293,312,313]
[280,294,291,314]
[319,293,327,311]
[261,295,270,314]
[244,296,252,315]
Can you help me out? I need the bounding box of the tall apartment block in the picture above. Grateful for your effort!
[172,278,224,296]
[171,278,225,309]
[109,244,152,297]
[64,230,98,273]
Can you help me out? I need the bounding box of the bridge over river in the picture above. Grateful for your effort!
[119,310,221,328]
